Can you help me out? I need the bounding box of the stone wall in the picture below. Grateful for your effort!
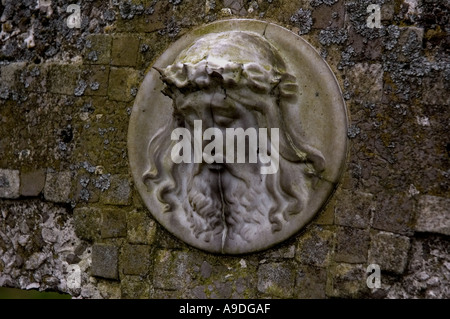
[0,0,449,299]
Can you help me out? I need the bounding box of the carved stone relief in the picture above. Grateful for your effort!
[128,20,348,254]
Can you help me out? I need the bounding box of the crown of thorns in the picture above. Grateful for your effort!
[157,58,298,101]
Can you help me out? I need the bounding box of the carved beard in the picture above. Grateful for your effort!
[171,156,305,249]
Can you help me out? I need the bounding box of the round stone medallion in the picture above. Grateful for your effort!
[128,19,348,254]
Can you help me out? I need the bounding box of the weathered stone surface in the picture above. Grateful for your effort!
[91,244,119,280]
[108,67,140,102]
[372,194,415,236]
[121,276,150,299]
[153,250,191,290]
[0,200,92,297]
[257,262,295,298]
[20,169,45,197]
[387,236,450,299]
[101,209,127,239]
[73,207,101,241]
[264,244,296,259]
[121,244,150,276]
[422,75,450,106]
[415,195,450,236]
[295,265,327,299]
[47,63,81,95]
[127,210,157,245]
[0,169,20,199]
[334,227,369,264]
[335,191,374,229]
[102,175,131,206]
[296,226,334,267]
[84,34,112,65]
[111,35,140,67]
[369,231,411,275]
[312,0,345,29]
[326,263,367,298]
[43,171,72,203]
[345,63,383,103]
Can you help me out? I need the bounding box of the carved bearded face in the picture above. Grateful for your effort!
[143,31,325,253]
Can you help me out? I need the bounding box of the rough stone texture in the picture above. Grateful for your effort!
[84,34,112,65]
[415,195,450,236]
[101,209,127,239]
[73,207,102,241]
[0,169,20,199]
[153,250,191,291]
[121,276,150,299]
[334,227,369,263]
[334,190,374,229]
[387,236,450,299]
[43,171,72,204]
[295,265,327,299]
[91,244,119,280]
[121,244,150,276]
[372,194,415,236]
[345,63,384,103]
[257,262,295,298]
[111,35,140,67]
[108,67,141,102]
[20,169,45,197]
[102,175,131,206]
[0,0,448,299]
[296,226,334,267]
[0,200,94,298]
[369,231,411,275]
[326,263,368,298]
[127,210,156,245]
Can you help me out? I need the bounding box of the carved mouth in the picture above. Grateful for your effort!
[207,163,225,171]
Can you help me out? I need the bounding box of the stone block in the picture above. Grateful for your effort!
[0,62,26,90]
[347,27,383,60]
[415,195,450,236]
[121,244,150,276]
[101,209,127,239]
[102,175,131,206]
[47,63,82,95]
[368,231,410,275]
[153,250,191,290]
[312,0,345,29]
[121,276,150,299]
[326,263,367,298]
[73,207,101,241]
[345,63,383,103]
[372,194,415,236]
[127,210,157,244]
[111,35,140,67]
[334,227,369,264]
[20,64,48,93]
[43,171,72,203]
[20,169,45,197]
[296,226,334,267]
[79,65,110,96]
[257,262,295,298]
[294,264,327,299]
[91,244,119,280]
[335,190,374,229]
[108,67,140,102]
[422,75,450,106]
[84,34,112,65]
[0,169,20,199]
